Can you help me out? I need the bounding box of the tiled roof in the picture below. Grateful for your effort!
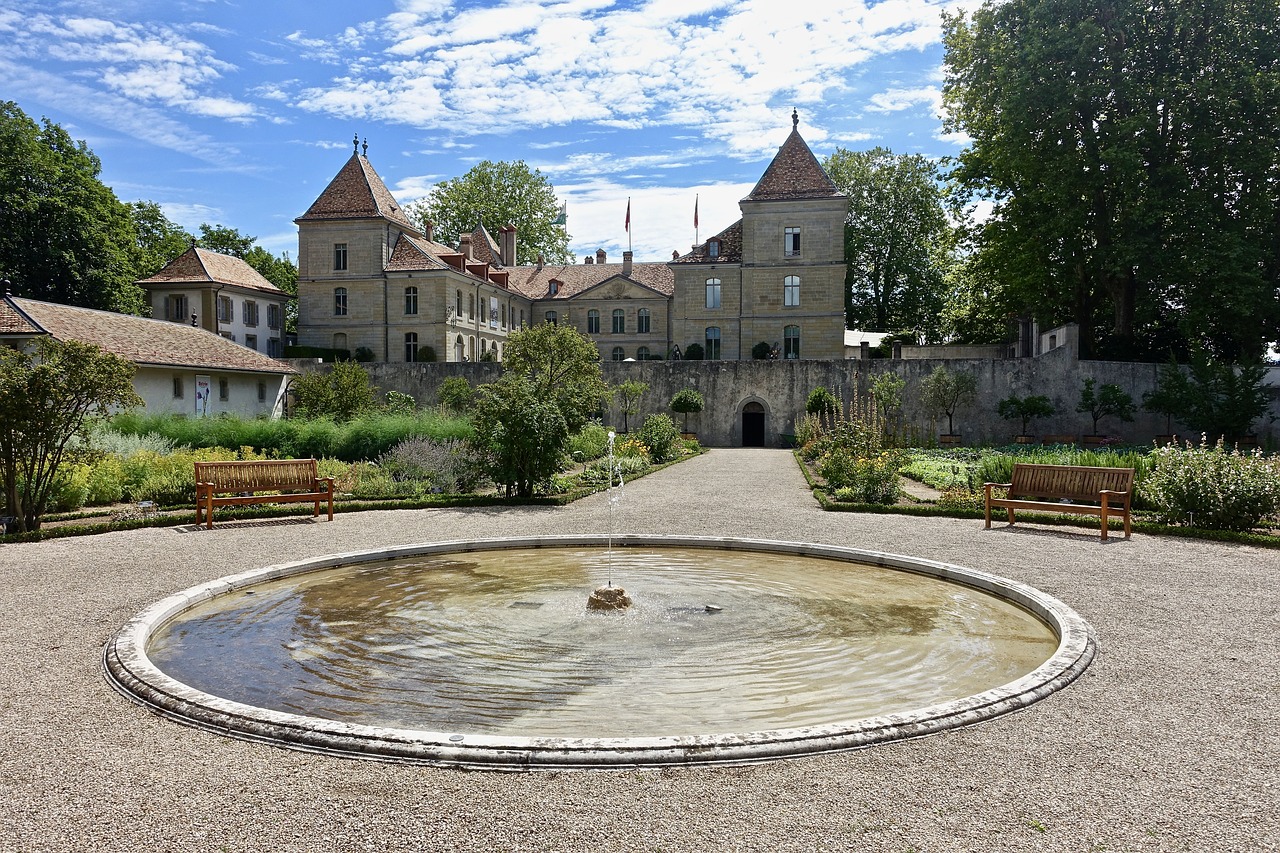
[0,298,41,334]
[671,220,744,264]
[385,234,454,272]
[296,153,418,232]
[744,125,842,201]
[506,262,674,300]
[4,297,294,375]
[467,224,503,267]
[138,247,288,296]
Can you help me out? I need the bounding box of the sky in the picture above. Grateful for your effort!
[0,0,979,263]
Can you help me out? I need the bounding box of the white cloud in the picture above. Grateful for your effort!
[158,201,223,230]
[866,86,942,115]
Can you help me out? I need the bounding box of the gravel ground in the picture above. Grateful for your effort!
[1,448,1276,852]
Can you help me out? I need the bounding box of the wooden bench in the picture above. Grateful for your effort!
[984,463,1134,541]
[194,459,335,529]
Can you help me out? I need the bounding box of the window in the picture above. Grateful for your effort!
[334,287,347,316]
[165,294,188,322]
[549,281,559,296]
[637,308,650,333]
[456,290,463,317]
[455,335,464,361]
[218,378,229,401]
[405,332,418,362]
[611,347,626,361]
[217,295,233,323]
[245,334,257,351]
[405,286,418,315]
[707,239,720,258]
[268,338,281,357]
[705,326,721,360]
[334,243,348,271]
[637,346,650,360]
[612,309,625,334]
[784,325,800,359]
[545,311,558,325]
[501,304,507,328]
[587,309,600,334]
[267,304,281,330]
[784,227,800,257]
[172,376,184,399]
[258,381,267,403]
[784,275,800,307]
[468,294,475,319]
[243,300,259,326]
[705,278,721,309]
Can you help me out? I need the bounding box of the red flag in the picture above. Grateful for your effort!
[694,194,699,229]
[625,198,631,233]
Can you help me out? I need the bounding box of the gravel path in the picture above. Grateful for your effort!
[1,448,1276,852]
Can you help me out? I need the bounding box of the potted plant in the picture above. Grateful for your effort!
[669,388,704,439]
[997,393,1055,443]
[1076,378,1135,444]
[920,366,977,446]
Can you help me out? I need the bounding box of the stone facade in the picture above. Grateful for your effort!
[296,116,846,363]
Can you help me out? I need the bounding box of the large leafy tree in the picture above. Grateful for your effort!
[129,201,194,281]
[405,160,573,264]
[0,101,144,314]
[943,0,1280,361]
[823,148,953,341]
[502,322,607,431]
[0,338,142,533]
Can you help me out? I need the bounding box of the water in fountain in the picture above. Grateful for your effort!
[588,431,631,610]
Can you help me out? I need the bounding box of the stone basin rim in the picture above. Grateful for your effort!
[102,534,1097,771]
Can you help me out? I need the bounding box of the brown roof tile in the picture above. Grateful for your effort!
[744,126,842,201]
[5,297,294,374]
[385,234,453,272]
[296,154,418,232]
[138,247,288,296]
[506,262,674,300]
[0,298,41,334]
[671,220,744,264]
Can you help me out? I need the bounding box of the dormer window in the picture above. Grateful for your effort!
[707,239,720,259]
[549,280,560,296]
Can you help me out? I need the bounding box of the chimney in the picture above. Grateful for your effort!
[596,248,607,264]
[584,255,594,264]
[501,224,517,267]
[459,233,473,260]
[672,250,680,260]
[423,220,435,242]
[536,253,544,271]
[622,251,633,276]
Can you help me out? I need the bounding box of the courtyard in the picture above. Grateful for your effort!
[1,448,1275,851]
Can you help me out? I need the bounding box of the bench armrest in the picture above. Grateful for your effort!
[983,482,1012,494]
[1098,489,1129,496]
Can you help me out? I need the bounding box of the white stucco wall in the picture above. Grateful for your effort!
[133,367,288,418]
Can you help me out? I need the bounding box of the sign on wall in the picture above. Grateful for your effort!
[195,374,211,417]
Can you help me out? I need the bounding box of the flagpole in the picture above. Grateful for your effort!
[694,193,699,246]
[626,197,632,253]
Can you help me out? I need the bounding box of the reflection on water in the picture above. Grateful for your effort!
[148,548,1058,738]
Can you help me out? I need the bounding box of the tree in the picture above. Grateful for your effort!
[823,148,953,341]
[502,323,608,431]
[669,388,704,433]
[920,366,978,436]
[289,362,376,421]
[405,160,573,265]
[0,101,144,314]
[1146,355,1272,441]
[943,0,1280,361]
[0,338,142,533]
[1076,378,1135,435]
[437,376,475,413]
[129,202,194,281]
[470,373,568,498]
[997,393,1056,436]
[613,379,649,433]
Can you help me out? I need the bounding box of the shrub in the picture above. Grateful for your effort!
[806,387,839,419]
[997,394,1056,435]
[291,362,376,421]
[383,391,417,415]
[937,487,984,512]
[669,388,704,432]
[614,436,650,459]
[751,341,772,359]
[470,373,569,498]
[637,413,681,463]
[818,449,902,504]
[85,456,126,505]
[569,423,611,461]
[1141,438,1280,531]
[437,376,475,413]
[416,345,437,363]
[581,454,650,485]
[378,437,485,494]
[683,343,705,360]
[353,347,376,362]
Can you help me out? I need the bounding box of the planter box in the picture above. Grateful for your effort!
[1082,434,1108,447]
[1013,435,1037,445]
[939,434,963,447]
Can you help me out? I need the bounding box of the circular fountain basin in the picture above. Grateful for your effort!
[103,536,1095,769]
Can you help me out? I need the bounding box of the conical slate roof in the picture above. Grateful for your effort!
[297,153,418,232]
[744,112,842,201]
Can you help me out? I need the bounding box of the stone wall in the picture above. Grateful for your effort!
[285,353,1280,448]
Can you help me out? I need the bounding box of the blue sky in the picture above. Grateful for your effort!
[1,0,977,263]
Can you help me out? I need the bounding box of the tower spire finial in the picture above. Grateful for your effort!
[353,133,359,153]
[362,137,368,156]
[792,108,799,129]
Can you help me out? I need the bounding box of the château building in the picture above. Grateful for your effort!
[294,114,845,362]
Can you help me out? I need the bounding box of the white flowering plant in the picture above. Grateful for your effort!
[1140,436,1280,531]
